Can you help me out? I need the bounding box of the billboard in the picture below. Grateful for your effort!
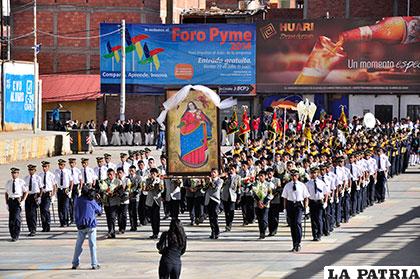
[257,17,420,93]
[2,61,35,131]
[100,23,256,95]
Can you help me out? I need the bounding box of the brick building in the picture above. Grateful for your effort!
[8,0,420,128]
[10,0,162,126]
[11,0,161,75]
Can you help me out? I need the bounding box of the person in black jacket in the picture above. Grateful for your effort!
[156,219,187,279]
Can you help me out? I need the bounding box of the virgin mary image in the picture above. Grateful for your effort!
[178,101,213,168]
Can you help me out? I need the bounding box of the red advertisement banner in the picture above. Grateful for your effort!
[257,17,420,93]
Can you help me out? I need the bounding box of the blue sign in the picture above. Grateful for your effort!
[100,23,256,93]
[4,73,35,125]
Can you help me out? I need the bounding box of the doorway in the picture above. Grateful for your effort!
[374,105,393,123]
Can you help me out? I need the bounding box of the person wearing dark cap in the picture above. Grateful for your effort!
[104,154,116,171]
[99,168,122,239]
[24,164,42,236]
[145,168,164,239]
[69,158,82,223]
[94,157,108,197]
[80,158,97,188]
[306,167,328,241]
[116,153,130,176]
[144,148,154,162]
[54,159,74,227]
[5,168,28,241]
[376,147,391,203]
[333,157,347,227]
[266,168,282,237]
[319,164,335,234]
[39,161,57,232]
[252,170,273,239]
[116,167,130,234]
[221,164,241,232]
[204,168,223,239]
[364,150,378,207]
[346,154,362,218]
[281,169,310,252]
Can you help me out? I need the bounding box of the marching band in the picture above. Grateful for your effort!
[3,122,419,253]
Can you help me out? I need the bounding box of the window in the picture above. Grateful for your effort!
[45,110,71,131]
[279,0,290,8]
[374,105,393,123]
[296,0,304,9]
[407,105,420,121]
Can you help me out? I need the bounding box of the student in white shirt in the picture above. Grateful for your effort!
[54,159,74,227]
[39,161,57,232]
[5,167,28,241]
[24,164,42,236]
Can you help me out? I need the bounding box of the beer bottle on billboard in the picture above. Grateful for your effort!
[339,16,420,45]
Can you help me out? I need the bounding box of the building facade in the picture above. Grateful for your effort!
[9,1,420,130]
[10,0,161,75]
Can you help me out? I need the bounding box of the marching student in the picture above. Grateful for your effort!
[24,164,42,236]
[145,168,164,239]
[305,167,328,242]
[282,169,310,252]
[5,167,28,242]
[39,161,57,232]
[203,168,223,239]
[252,170,273,239]
[54,159,74,227]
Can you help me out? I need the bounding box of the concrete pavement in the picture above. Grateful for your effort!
[0,146,419,279]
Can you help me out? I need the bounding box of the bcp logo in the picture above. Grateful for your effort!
[260,23,277,40]
[103,29,164,71]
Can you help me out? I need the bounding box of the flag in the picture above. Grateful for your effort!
[227,111,239,135]
[33,44,42,55]
[268,111,278,143]
[238,110,251,144]
[337,106,348,131]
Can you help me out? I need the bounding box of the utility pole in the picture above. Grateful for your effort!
[407,0,410,16]
[33,0,39,133]
[6,0,9,60]
[120,19,126,121]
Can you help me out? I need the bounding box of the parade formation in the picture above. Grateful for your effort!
[5,110,419,254]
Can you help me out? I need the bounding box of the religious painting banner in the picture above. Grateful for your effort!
[165,87,222,176]
[257,17,420,93]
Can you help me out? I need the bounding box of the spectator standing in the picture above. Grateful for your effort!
[157,219,187,279]
[51,104,63,131]
[71,186,102,270]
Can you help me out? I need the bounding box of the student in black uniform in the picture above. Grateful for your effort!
[157,219,187,279]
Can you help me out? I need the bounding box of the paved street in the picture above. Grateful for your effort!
[0,146,419,279]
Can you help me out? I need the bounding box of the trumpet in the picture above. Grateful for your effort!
[144,178,164,192]
[200,177,215,192]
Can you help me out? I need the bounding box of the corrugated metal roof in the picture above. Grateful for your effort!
[41,74,101,103]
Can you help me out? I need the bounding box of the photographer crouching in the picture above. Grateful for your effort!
[71,185,102,270]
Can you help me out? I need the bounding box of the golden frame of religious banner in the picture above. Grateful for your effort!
[166,89,220,176]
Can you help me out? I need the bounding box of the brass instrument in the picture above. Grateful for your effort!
[144,178,164,192]
[200,177,215,192]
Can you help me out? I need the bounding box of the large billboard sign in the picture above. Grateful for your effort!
[100,23,256,95]
[257,17,420,93]
[2,61,35,131]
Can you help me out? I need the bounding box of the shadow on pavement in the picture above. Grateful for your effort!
[284,206,420,279]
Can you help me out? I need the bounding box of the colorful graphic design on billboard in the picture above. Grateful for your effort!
[100,23,256,94]
[257,17,420,93]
